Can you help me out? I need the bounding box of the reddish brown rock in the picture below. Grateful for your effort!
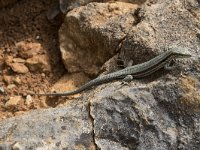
[7,84,16,90]
[48,72,90,96]
[59,2,138,76]
[5,96,24,110]
[12,58,26,63]
[26,55,51,73]
[4,56,13,66]
[13,76,21,85]
[16,41,42,59]
[3,75,13,84]
[10,63,29,74]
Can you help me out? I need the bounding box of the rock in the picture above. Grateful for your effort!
[59,2,138,75]
[59,0,103,13]
[9,63,29,74]
[0,86,4,94]
[50,72,89,93]
[35,35,41,40]
[48,0,145,20]
[0,103,94,149]
[5,96,24,110]
[5,56,25,64]
[176,76,200,112]
[45,72,90,106]
[119,0,200,64]
[47,0,104,20]
[25,95,33,107]
[26,55,51,73]
[14,76,21,85]
[14,111,26,116]
[0,0,200,149]
[12,58,26,63]
[4,55,14,66]
[41,73,45,77]
[5,56,29,74]
[16,41,41,59]
[12,142,24,150]
[7,84,16,89]
[3,75,13,84]
[90,80,196,149]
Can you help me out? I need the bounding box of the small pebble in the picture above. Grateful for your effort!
[12,142,24,150]
[41,73,45,77]
[25,95,33,106]
[36,35,40,40]
[7,84,16,89]
[10,63,29,74]
[3,75,13,84]
[5,96,24,109]
[14,77,21,85]
[0,86,4,94]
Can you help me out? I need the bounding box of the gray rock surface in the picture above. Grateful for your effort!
[90,78,200,149]
[0,101,95,149]
[119,0,200,65]
[1,0,200,149]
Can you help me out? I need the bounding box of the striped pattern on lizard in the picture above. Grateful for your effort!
[34,45,191,96]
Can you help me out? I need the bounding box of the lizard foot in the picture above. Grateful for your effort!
[121,75,133,85]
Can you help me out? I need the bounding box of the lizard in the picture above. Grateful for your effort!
[34,45,191,96]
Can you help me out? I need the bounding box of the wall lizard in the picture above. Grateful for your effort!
[34,45,191,96]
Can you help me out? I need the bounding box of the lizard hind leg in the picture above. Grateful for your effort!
[121,75,133,85]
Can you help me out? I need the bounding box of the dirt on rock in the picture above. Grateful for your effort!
[0,0,66,120]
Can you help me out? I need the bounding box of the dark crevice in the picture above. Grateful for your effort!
[88,102,99,150]
[115,35,127,53]
[133,7,142,26]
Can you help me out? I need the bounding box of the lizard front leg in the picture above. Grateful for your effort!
[164,59,176,70]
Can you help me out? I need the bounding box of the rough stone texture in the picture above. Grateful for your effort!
[9,63,29,74]
[90,76,200,149]
[49,72,90,94]
[91,82,177,149]
[1,0,200,149]
[59,2,138,75]
[3,75,13,84]
[16,41,41,59]
[5,96,24,111]
[0,101,95,150]
[26,55,51,73]
[119,0,200,65]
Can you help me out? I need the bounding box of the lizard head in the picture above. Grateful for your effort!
[168,45,192,58]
